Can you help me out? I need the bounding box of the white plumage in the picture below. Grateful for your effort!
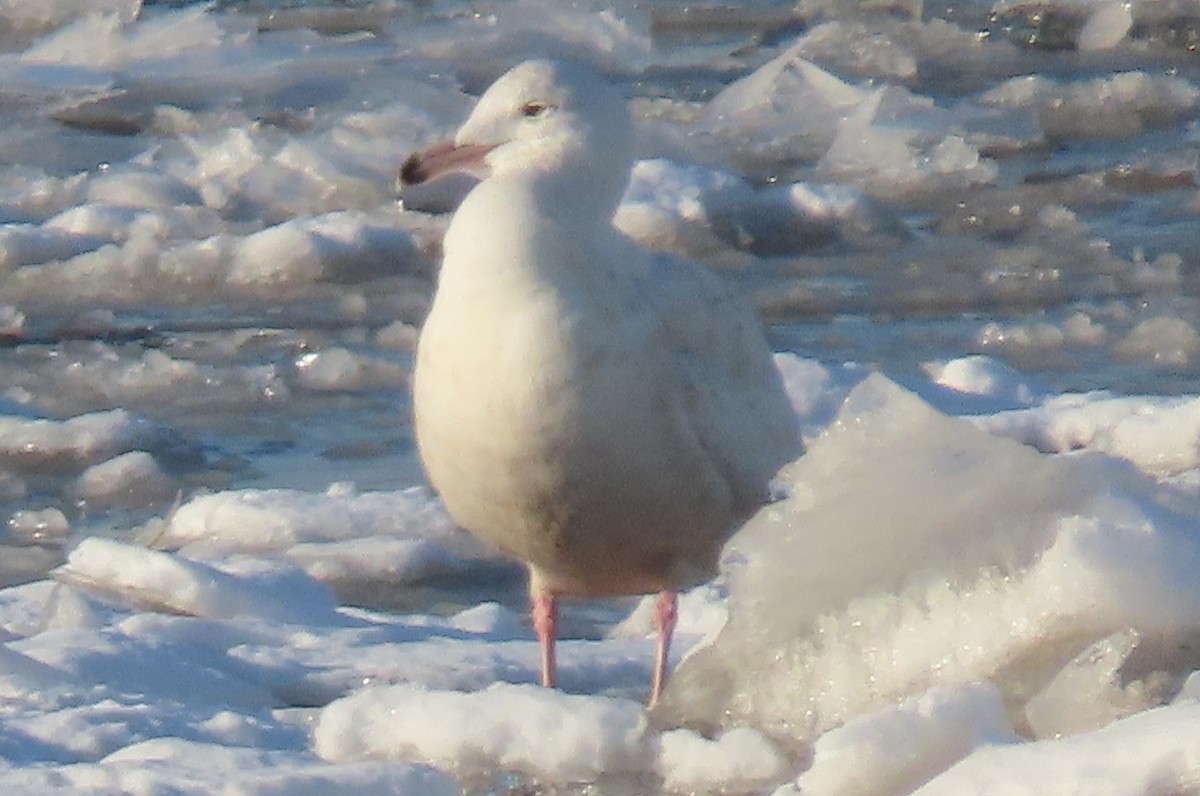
[401,60,801,706]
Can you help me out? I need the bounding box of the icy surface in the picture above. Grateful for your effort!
[2,0,1200,792]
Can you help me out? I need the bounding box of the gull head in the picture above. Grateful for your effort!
[401,60,634,214]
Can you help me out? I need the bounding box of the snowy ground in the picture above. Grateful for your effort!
[4,0,1200,793]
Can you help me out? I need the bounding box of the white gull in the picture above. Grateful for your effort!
[400,60,802,707]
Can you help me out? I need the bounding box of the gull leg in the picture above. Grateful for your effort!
[649,589,678,708]
[531,591,559,688]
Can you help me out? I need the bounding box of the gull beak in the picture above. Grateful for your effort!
[399,141,497,186]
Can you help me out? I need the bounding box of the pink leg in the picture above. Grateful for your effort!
[649,590,678,708]
[531,591,558,688]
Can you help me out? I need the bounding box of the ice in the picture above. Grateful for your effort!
[0,0,141,50]
[656,726,789,793]
[787,18,919,81]
[0,0,1198,792]
[0,408,188,471]
[1077,0,1134,50]
[385,0,653,87]
[976,391,1200,476]
[74,449,175,509]
[788,682,1016,796]
[315,683,648,781]
[0,224,108,274]
[702,48,867,163]
[19,7,225,69]
[230,213,422,287]
[980,71,1200,140]
[818,90,999,191]
[914,701,1200,795]
[56,537,342,624]
[295,348,366,391]
[163,483,455,553]
[7,508,69,544]
[926,354,1039,405]
[155,483,501,594]
[1022,629,1150,738]
[374,319,419,351]
[1115,316,1200,367]
[2,345,287,414]
[665,374,1200,746]
[0,305,22,337]
[0,738,460,795]
[614,158,903,256]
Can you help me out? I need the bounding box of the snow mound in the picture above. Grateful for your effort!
[788,682,1016,796]
[0,408,191,473]
[55,537,341,625]
[976,391,1200,477]
[656,726,789,793]
[160,483,501,593]
[914,701,1200,795]
[315,682,648,782]
[164,484,455,552]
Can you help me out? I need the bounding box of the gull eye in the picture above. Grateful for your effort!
[520,101,548,118]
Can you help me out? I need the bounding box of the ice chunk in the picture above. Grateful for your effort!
[790,682,1016,796]
[976,392,1200,476]
[0,0,140,48]
[1114,316,1200,367]
[0,305,23,338]
[665,374,1200,744]
[293,346,405,393]
[615,158,903,257]
[0,409,187,473]
[788,18,918,81]
[0,642,69,698]
[374,320,418,351]
[656,727,791,793]
[914,701,1200,795]
[83,169,203,210]
[7,507,68,543]
[314,682,648,782]
[0,223,109,273]
[819,90,998,189]
[1077,0,1133,51]
[980,71,1200,141]
[1175,670,1200,704]
[732,373,1087,627]
[926,354,1038,405]
[163,484,459,553]
[74,450,175,509]
[55,537,341,625]
[1023,629,1155,738]
[703,50,864,160]
[295,348,364,391]
[20,7,225,70]
[230,213,420,286]
[284,535,486,587]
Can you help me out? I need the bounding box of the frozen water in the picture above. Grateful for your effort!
[0,0,1199,792]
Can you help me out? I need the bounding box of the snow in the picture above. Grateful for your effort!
[789,682,1017,796]
[656,726,789,793]
[315,683,648,780]
[0,0,1199,792]
[914,702,1200,796]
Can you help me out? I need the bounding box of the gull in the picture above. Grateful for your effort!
[400,60,802,707]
